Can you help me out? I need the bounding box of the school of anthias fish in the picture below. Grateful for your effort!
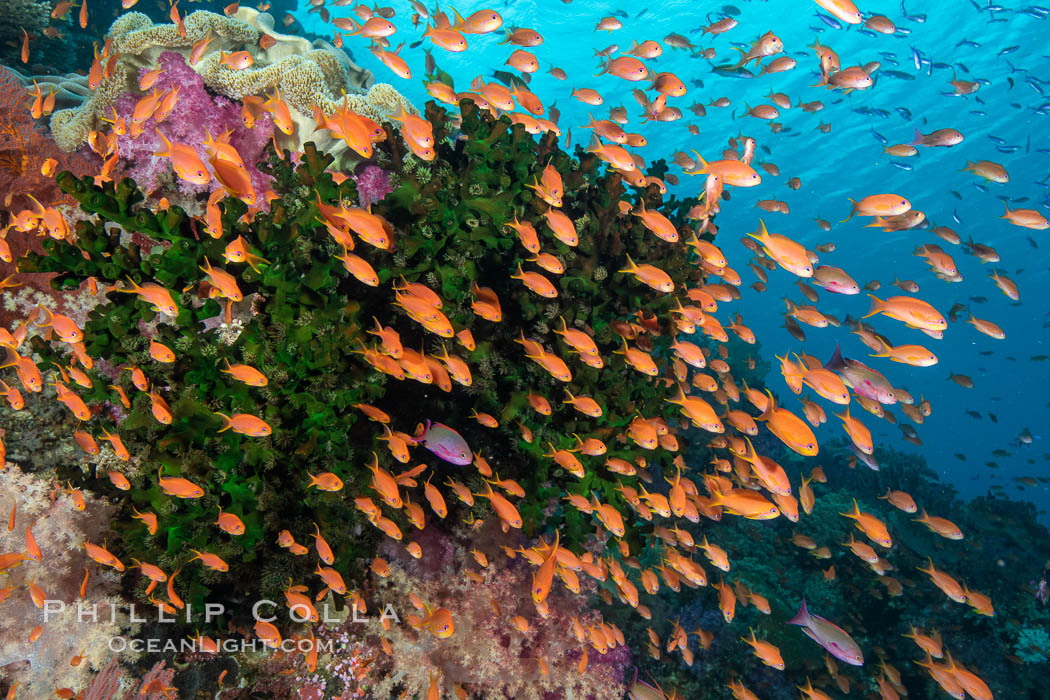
[2,0,1048,696]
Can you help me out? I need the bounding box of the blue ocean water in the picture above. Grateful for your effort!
[297,0,1050,516]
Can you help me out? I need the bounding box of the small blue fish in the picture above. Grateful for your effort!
[901,0,926,22]
[890,161,913,171]
[956,39,981,48]
[910,47,923,70]
[883,70,915,80]
[896,107,913,120]
[998,45,1020,56]
[988,135,1007,144]
[871,128,888,144]
[815,12,842,29]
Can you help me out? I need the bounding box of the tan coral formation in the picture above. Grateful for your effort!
[48,8,415,167]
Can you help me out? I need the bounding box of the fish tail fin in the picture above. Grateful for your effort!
[861,294,883,319]
[449,6,466,29]
[755,389,776,422]
[825,342,845,371]
[213,411,231,432]
[618,253,637,274]
[152,129,174,158]
[840,198,857,223]
[868,335,891,357]
[685,149,709,176]
[908,128,924,146]
[786,598,811,627]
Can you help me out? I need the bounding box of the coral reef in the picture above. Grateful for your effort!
[112,51,275,201]
[48,8,412,168]
[1015,626,1050,664]
[364,527,631,700]
[3,65,92,113]
[0,465,135,695]
[352,164,394,210]
[0,66,96,211]
[12,93,709,695]
[0,1,50,67]
[8,47,1050,700]
[76,659,176,699]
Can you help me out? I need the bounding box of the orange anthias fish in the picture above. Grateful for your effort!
[840,499,892,548]
[746,220,812,277]
[758,391,817,456]
[221,359,268,386]
[741,629,784,669]
[154,130,211,185]
[619,254,674,292]
[863,295,947,332]
[157,469,205,498]
[531,532,559,602]
[215,412,272,437]
[219,50,254,70]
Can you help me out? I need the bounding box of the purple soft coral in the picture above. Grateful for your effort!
[352,164,394,209]
[111,52,274,202]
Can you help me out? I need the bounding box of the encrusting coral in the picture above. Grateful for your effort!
[48,8,415,167]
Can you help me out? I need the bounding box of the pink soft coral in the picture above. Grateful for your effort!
[352,164,393,209]
[111,52,274,202]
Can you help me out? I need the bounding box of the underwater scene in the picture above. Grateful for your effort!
[1,0,1050,696]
